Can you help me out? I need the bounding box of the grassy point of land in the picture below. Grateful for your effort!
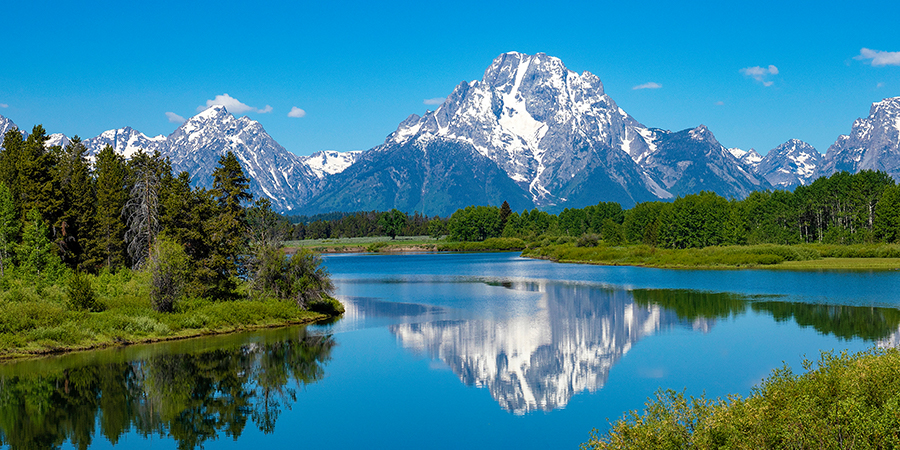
[0,270,333,361]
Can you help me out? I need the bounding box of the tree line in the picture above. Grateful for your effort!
[297,169,900,249]
[0,125,333,311]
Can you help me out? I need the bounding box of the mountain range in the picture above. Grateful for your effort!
[1,52,899,215]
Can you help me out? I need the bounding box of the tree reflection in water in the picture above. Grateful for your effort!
[0,328,334,450]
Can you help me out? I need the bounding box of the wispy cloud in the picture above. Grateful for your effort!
[740,65,779,86]
[877,82,885,89]
[197,94,272,114]
[423,97,445,105]
[288,107,306,118]
[855,48,900,67]
[632,82,662,90]
[0,103,7,108]
[165,112,186,124]
[715,101,725,106]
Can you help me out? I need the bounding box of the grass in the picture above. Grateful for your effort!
[522,242,900,270]
[284,235,441,252]
[0,269,327,360]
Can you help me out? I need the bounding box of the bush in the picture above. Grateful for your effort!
[584,348,900,449]
[576,234,600,247]
[148,237,189,313]
[308,296,345,315]
[67,271,102,312]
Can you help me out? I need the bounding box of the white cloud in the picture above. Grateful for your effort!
[0,103,7,108]
[197,93,272,114]
[715,101,725,106]
[855,48,900,67]
[165,112,186,124]
[740,65,779,86]
[288,107,306,118]
[423,97,445,105]
[632,82,662,90]
[877,82,885,89]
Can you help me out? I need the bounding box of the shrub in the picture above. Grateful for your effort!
[576,234,600,248]
[148,237,189,313]
[67,271,102,312]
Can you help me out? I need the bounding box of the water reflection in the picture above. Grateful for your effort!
[0,327,334,450]
[339,280,900,414]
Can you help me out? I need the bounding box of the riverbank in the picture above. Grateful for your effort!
[521,242,900,270]
[284,236,527,253]
[0,269,335,361]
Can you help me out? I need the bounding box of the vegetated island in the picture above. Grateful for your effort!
[0,128,341,360]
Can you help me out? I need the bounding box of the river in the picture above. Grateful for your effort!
[1,252,898,449]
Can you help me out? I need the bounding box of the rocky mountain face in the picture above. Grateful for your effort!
[819,97,900,179]
[755,139,822,188]
[2,53,899,215]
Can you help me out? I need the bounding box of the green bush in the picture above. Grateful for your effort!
[584,348,900,449]
[66,271,102,312]
[576,234,600,248]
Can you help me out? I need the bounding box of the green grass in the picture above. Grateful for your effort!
[584,348,900,449]
[285,235,441,252]
[0,270,327,359]
[522,242,900,270]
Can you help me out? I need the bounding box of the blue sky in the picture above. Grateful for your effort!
[1,0,898,156]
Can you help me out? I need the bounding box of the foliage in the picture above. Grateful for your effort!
[66,270,101,312]
[584,348,900,449]
[248,247,335,309]
[148,236,189,313]
[124,150,165,269]
[448,205,503,241]
[0,182,18,277]
[378,208,407,239]
[16,208,65,282]
[90,145,129,271]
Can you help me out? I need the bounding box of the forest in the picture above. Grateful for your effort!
[0,124,339,345]
[291,170,900,249]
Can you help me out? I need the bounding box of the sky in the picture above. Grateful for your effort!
[1,0,898,157]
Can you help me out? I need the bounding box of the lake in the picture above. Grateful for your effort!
[2,252,899,449]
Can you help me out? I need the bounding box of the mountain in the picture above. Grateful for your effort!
[44,133,72,149]
[820,97,900,178]
[83,126,166,158]
[78,106,317,213]
[638,125,771,198]
[163,106,316,212]
[756,139,822,188]
[728,147,763,169]
[301,150,361,179]
[0,115,19,141]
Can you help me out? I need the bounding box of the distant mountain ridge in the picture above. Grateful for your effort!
[1,52,899,215]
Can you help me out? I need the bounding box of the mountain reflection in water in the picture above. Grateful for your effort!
[339,279,900,415]
[0,327,334,450]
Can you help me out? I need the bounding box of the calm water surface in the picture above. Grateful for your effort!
[3,252,900,449]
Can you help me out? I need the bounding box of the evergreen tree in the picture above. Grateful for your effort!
[17,208,64,281]
[0,182,19,277]
[0,129,24,209]
[54,137,96,270]
[90,146,128,270]
[203,151,252,297]
[17,126,61,224]
[378,209,406,239]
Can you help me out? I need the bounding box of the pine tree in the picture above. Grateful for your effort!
[90,146,128,270]
[203,151,252,298]
[54,137,96,270]
[0,129,24,210]
[17,208,64,281]
[0,182,19,277]
[17,126,61,224]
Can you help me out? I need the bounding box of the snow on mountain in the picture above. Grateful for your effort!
[821,96,900,179]
[638,125,771,198]
[44,133,72,149]
[83,127,166,158]
[728,147,763,168]
[0,115,21,147]
[381,51,664,209]
[756,139,822,188]
[301,150,362,178]
[164,105,317,212]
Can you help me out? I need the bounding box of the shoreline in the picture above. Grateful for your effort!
[0,313,330,362]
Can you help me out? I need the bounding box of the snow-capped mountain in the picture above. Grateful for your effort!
[630,125,770,198]
[164,105,316,212]
[756,139,822,188]
[0,115,19,142]
[83,127,165,158]
[728,147,763,169]
[301,150,361,178]
[820,97,900,178]
[44,133,72,149]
